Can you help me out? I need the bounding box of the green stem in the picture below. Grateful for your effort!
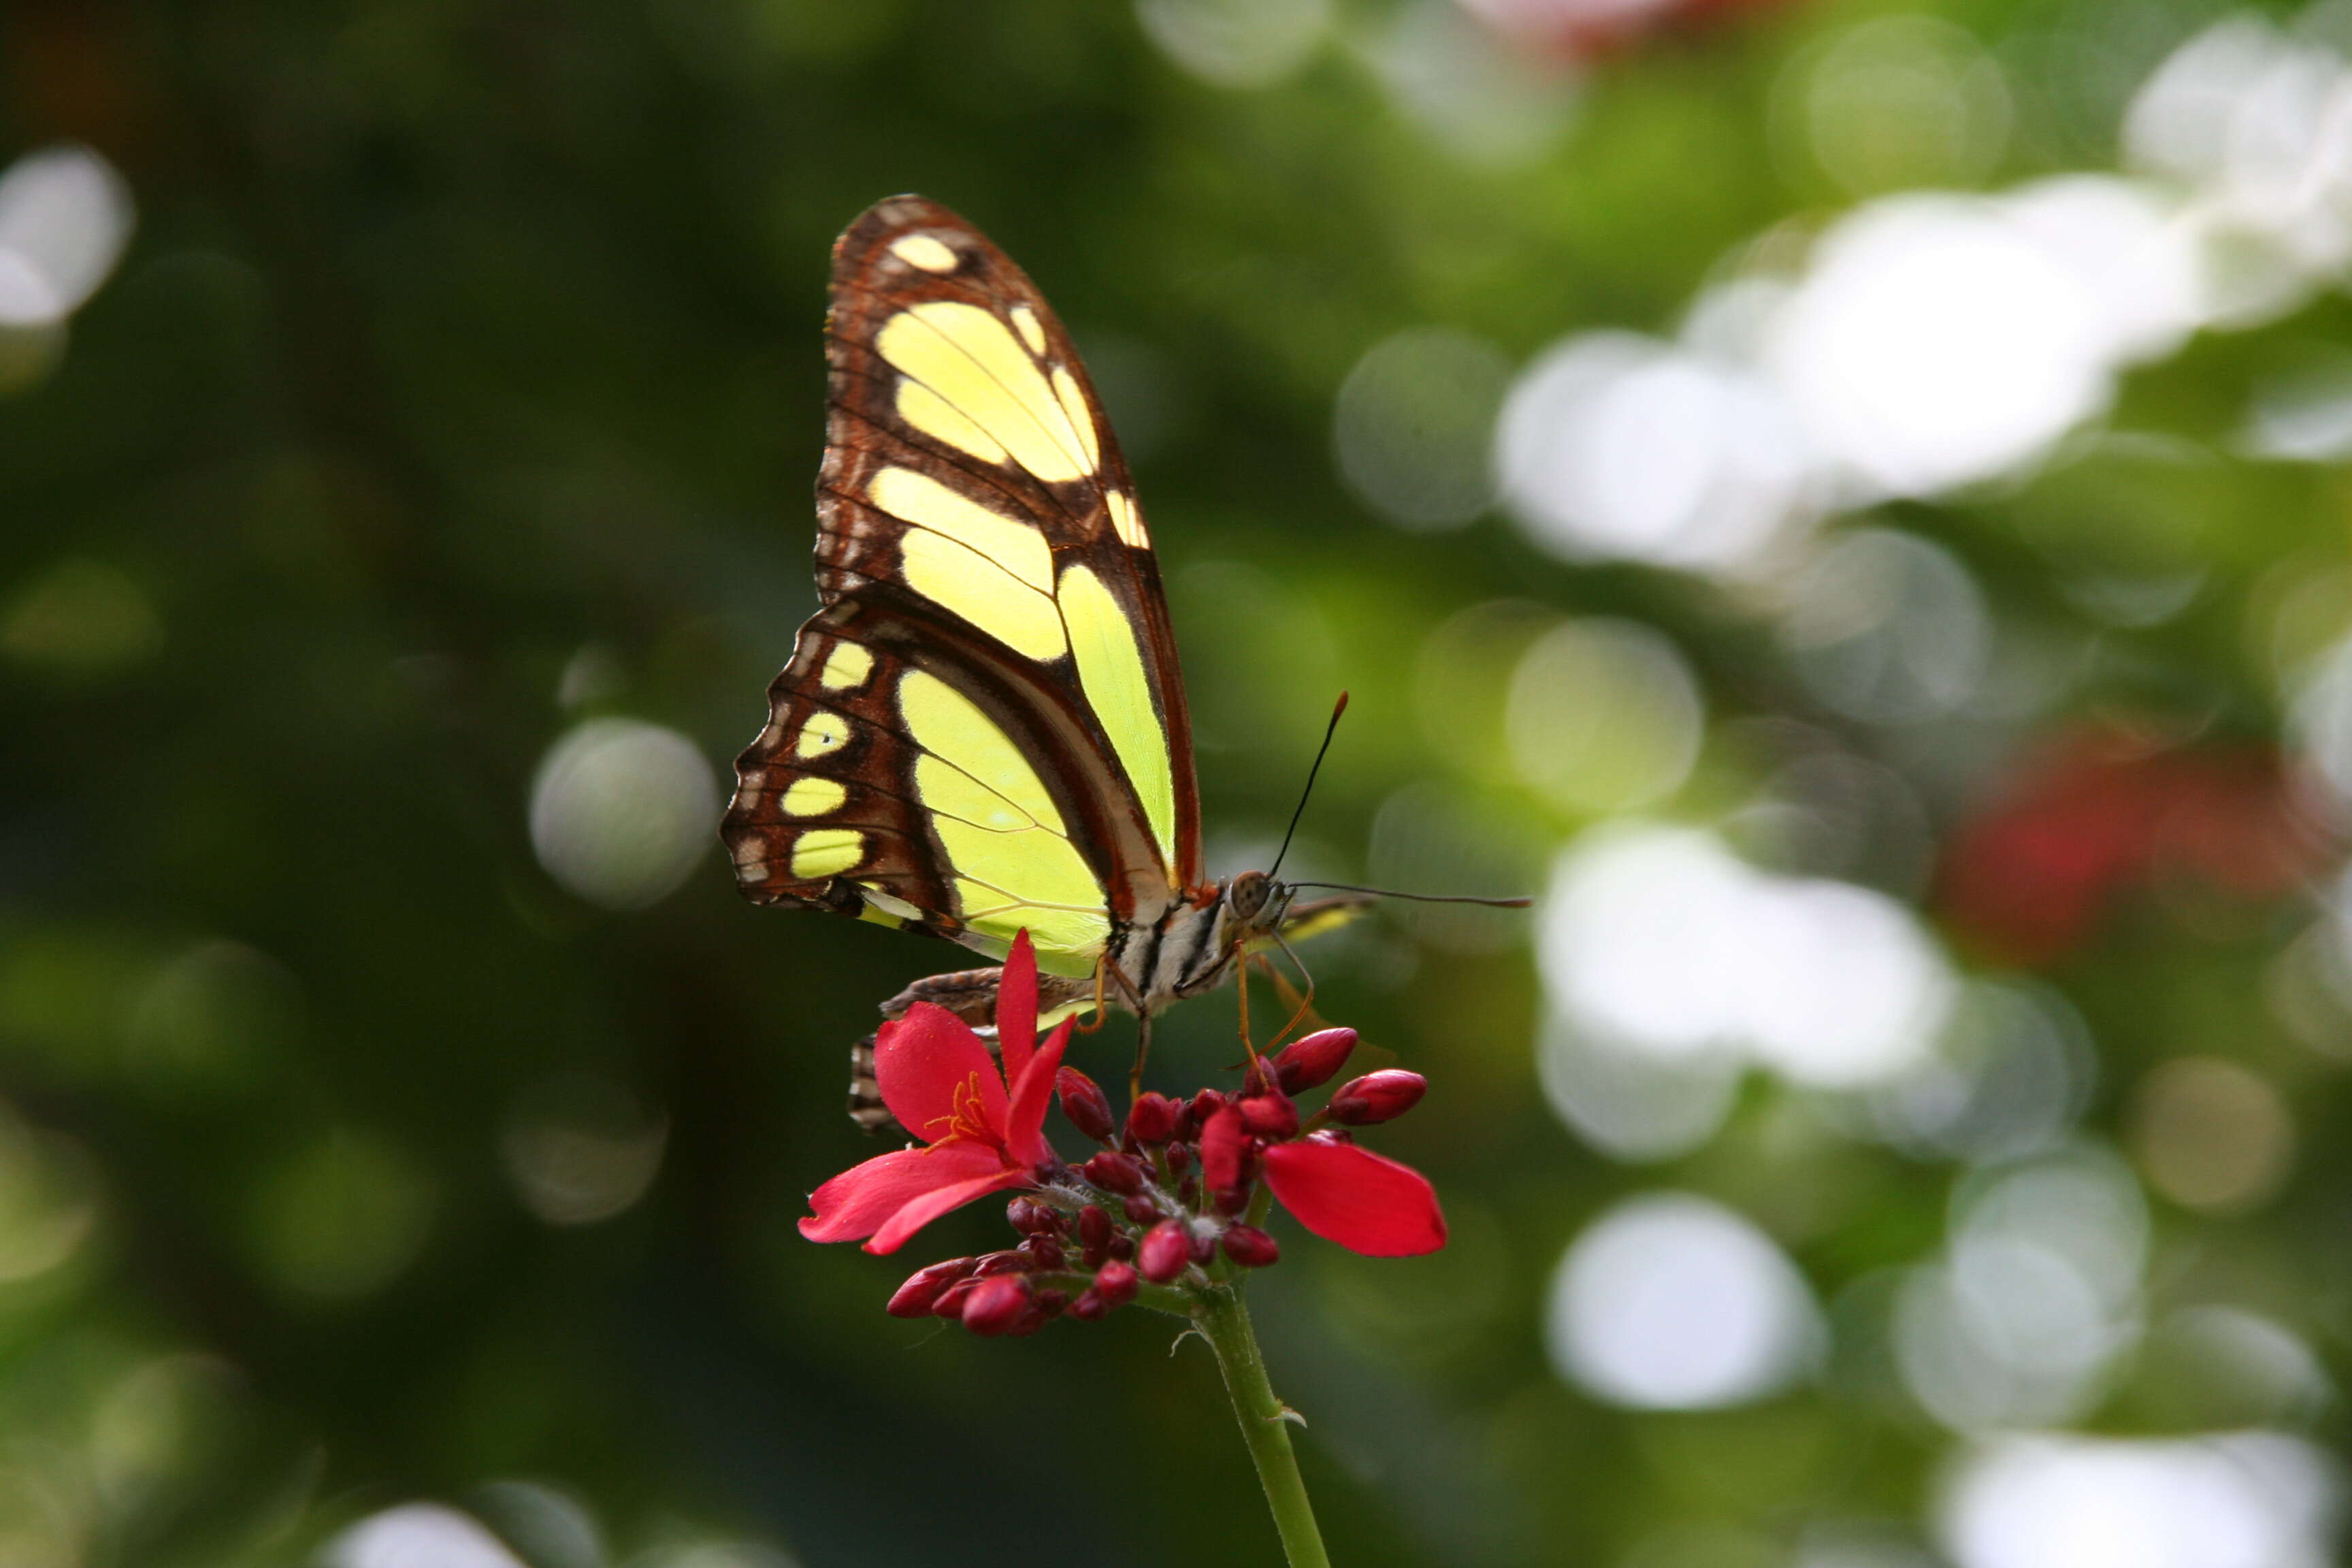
[1194,1284,1329,1568]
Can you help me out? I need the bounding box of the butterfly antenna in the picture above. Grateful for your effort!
[1288,882,1533,908]
[1268,692,1348,882]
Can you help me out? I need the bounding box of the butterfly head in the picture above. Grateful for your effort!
[1222,868,1296,944]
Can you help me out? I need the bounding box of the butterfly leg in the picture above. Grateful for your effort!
[1263,932,1320,1047]
[1128,1009,1154,1109]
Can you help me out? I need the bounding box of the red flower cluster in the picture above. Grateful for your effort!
[799,931,1447,1334]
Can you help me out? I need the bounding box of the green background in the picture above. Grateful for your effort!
[3,0,2349,1563]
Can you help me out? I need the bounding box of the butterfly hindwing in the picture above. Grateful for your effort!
[724,197,1203,975]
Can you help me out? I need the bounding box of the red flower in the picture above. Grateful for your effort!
[1938,723,2329,964]
[799,931,1071,1255]
[1262,1133,1447,1258]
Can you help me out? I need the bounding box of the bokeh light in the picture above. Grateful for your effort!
[0,1103,98,1285]
[1333,327,1511,531]
[1497,331,1810,572]
[500,1072,669,1226]
[1895,1147,2149,1431]
[0,144,133,329]
[1540,825,1953,1094]
[1789,16,2011,197]
[1506,619,1705,813]
[246,1130,435,1301]
[1537,1009,1743,1161]
[1547,1193,1822,1409]
[1136,0,1330,87]
[1869,979,2098,1162]
[2126,1057,2295,1215]
[1938,1433,2340,1568]
[2123,15,2352,325]
[325,1504,530,1568]
[2134,1305,2334,1431]
[0,559,163,680]
[1369,0,1582,167]
[1779,528,1991,727]
[529,719,720,911]
[1766,195,2115,498]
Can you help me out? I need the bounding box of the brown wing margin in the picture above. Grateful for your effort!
[815,194,1203,890]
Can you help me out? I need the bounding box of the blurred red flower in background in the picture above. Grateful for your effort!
[1937,724,2332,965]
[1455,0,1799,62]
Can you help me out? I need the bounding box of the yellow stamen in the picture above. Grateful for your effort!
[922,1071,1001,1150]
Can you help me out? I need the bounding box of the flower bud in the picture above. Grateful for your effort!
[1107,1233,1136,1262]
[1239,1090,1299,1141]
[1328,1069,1426,1125]
[1222,1225,1280,1268]
[1180,1088,1227,1141]
[1139,1220,1191,1284]
[1122,1194,1164,1226]
[1199,1106,1255,1196]
[1198,1107,1243,1190]
[975,1251,1030,1277]
[934,1277,982,1320]
[887,1257,977,1317]
[1188,1227,1216,1265]
[1077,1203,1112,1265]
[1056,1067,1116,1143]
[1008,1290,1067,1337]
[1068,1288,1109,1322]
[960,1274,1032,1337]
[1164,1141,1193,1175]
[1273,1027,1358,1093]
[1127,1092,1181,1145]
[1018,1235,1066,1271]
[1093,1258,1139,1308]
[1006,1196,1064,1236]
[1083,1149,1147,1196]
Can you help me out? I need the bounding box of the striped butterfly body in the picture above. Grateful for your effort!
[722,195,1362,1127]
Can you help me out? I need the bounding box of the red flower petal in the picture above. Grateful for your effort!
[798,1141,1007,1245]
[876,1002,1006,1144]
[1200,1105,1250,1193]
[998,930,1039,1084]
[1002,1018,1072,1169]
[1261,1140,1448,1258]
[864,1166,1030,1255]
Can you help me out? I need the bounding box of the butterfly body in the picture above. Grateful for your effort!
[722,196,1358,1112]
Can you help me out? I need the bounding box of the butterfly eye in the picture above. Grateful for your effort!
[1226,870,1272,924]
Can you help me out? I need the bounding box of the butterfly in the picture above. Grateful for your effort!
[720,195,1365,1128]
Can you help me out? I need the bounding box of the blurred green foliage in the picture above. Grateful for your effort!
[6,0,2352,1565]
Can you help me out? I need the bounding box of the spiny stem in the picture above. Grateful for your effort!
[1194,1284,1329,1568]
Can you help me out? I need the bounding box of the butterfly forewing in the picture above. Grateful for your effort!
[724,195,1203,976]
